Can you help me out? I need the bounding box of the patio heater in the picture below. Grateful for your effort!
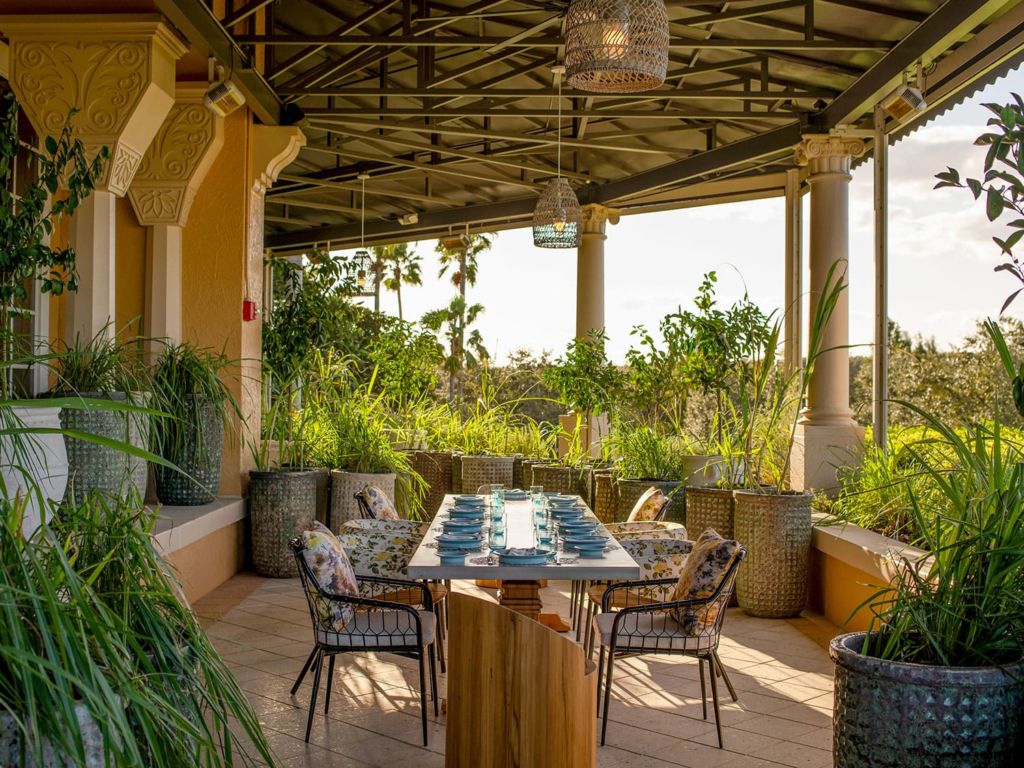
[532,66,581,249]
[564,0,669,93]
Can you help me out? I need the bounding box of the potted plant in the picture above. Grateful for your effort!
[608,425,688,523]
[49,326,150,504]
[732,263,845,618]
[0,491,276,766]
[150,342,239,506]
[302,351,425,525]
[831,393,1024,765]
[0,93,107,530]
[249,363,317,578]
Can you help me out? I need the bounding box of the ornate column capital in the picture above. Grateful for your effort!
[794,134,867,178]
[580,204,621,236]
[251,125,306,195]
[0,15,187,196]
[128,83,224,228]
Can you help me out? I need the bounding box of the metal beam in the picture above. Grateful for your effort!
[153,0,290,125]
[281,86,834,99]
[233,33,891,51]
[222,0,275,29]
[679,0,806,27]
[307,116,686,154]
[276,173,451,205]
[305,106,796,120]
[820,0,928,23]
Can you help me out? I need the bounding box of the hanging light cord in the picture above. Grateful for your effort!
[556,72,563,180]
[360,175,366,249]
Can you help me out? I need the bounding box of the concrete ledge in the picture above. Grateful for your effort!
[152,496,247,555]
[811,512,928,582]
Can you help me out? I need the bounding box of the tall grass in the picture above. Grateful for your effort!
[860,409,1024,666]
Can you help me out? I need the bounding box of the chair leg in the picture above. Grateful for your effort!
[304,649,324,743]
[323,653,336,714]
[291,647,318,695]
[428,642,439,717]
[435,602,447,674]
[570,580,578,627]
[575,582,588,642]
[713,651,738,702]
[600,646,617,746]
[698,657,708,720]
[585,602,598,660]
[596,645,606,714]
[708,654,724,749]
[418,647,429,746]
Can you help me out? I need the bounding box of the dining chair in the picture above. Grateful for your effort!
[289,534,438,746]
[343,517,430,538]
[593,539,746,749]
[336,525,449,674]
[354,484,400,520]
[582,536,693,658]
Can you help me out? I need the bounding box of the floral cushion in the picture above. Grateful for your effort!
[301,521,358,631]
[357,485,400,520]
[336,528,417,582]
[668,529,740,636]
[626,487,670,523]
[344,518,429,537]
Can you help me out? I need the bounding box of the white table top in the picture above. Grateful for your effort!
[407,494,641,581]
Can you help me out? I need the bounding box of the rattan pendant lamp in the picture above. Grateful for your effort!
[532,65,581,249]
[564,0,670,93]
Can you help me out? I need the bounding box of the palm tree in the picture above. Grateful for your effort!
[373,243,422,321]
[421,296,488,404]
[436,233,493,300]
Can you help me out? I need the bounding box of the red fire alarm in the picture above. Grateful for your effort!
[242,299,259,322]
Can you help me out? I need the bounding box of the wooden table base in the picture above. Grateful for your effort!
[498,580,543,621]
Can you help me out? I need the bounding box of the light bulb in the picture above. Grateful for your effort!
[553,207,567,232]
[602,18,629,60]
[357,269,367,288]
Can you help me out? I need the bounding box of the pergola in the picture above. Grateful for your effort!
[157,0,1024,489]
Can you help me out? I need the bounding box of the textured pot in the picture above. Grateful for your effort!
[250,469,317,577]
[60,392,148,505]
[459,455,513,493]
[684,486,735,539]
[592,471,617,523]
[733,489,811,618]
[831,632,1024,768]
[0,701,107,767]
[1,406,68,536]
[329,469,395,529]
[411,450,452,516]
[281,466,330,524]
[511,455,531,490]
[616,478,685,524]
[450,453,464,494]
[154,397,224,507]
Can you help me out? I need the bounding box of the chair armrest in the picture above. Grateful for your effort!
[601,577,677,612]
[357,573,434,611]
[311,584,427,630]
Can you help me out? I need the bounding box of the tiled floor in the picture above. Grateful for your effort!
[196,574,836,768]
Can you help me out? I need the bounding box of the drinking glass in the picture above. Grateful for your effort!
[530,484,544,508]
[491,483,505,508]
[488,520,506,549]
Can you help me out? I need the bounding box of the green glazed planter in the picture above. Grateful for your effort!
[831,632,1024,768]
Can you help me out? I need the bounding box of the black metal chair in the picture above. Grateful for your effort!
[594,549,746,749]
[289,537,438,746]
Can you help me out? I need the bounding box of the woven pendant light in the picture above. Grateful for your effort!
[533,66,581,249]
[565,0,669,94]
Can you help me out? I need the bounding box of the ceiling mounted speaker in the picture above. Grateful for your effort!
[564,0,670,94]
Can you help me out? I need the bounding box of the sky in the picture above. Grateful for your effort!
[339,68,1024,365]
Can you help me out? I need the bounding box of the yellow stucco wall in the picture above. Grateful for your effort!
[115,195,146,337]
[808,548,881,632]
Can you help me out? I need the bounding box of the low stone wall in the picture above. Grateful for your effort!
[808,514,928,632]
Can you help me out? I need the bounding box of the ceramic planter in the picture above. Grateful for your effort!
[1,405,68,536]
[154,397,224,507]
[615,478,685,524]
[831,631,1024,767]
[0,701,107,767]
[329,469,396,529]
[60,392,148,505]
[679,454,726,488]
[592,470,617,523]
[733,489,811,618]
[250,469,317,577]
[684,486,735,539]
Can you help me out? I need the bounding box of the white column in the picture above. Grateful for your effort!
[783,169,803,374]
[144,224,183,345]
[68,191,117,340]
[576,204,619,339]
[792,134,867,493]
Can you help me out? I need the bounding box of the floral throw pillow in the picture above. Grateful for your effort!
[358,485,400,521]
[301,521,358,631]
[626,487,669,522]
[668,529,740,635]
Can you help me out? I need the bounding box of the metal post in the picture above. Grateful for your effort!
[873,107,889,453]
[783,168,803,374]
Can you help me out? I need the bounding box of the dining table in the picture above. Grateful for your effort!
[407,492,641,624]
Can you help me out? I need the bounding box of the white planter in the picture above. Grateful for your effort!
[0,405,68,537]
[680,454,726,488]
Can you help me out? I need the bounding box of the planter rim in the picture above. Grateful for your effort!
[733,488,808,498]
[249,468,317,480]
[831,631,1024,685]
[618,476,685,483]
[685,485,735,495]
[330,469,397,478]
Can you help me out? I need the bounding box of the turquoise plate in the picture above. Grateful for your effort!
[577,546,607,559]
[442,520,484,534]
[492,547,554,566]
[450,506,486,518]
[562,534,609,550]
[436,533,483,550]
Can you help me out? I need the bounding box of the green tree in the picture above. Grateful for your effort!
[421,296,488,404]
[436,233,493,295]
[374,242,422,321]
